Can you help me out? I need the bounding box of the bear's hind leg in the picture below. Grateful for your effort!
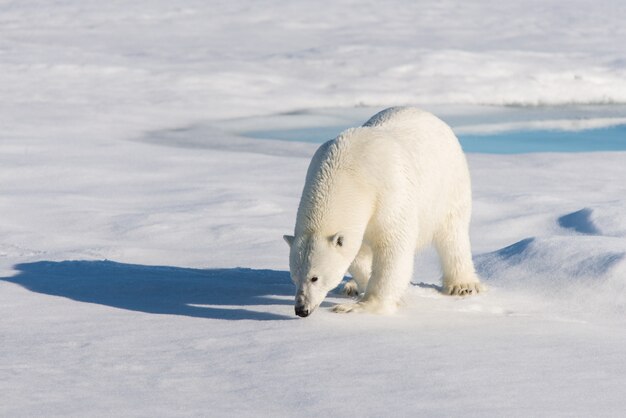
[434,214,484,296]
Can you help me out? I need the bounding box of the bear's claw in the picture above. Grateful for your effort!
[444,282,485,296]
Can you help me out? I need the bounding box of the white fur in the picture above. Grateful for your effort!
[284,107,483,317]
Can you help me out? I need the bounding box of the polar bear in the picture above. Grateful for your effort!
[284,107,483,317]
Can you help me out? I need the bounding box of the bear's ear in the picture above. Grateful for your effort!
[331,233,344,248]
[283,235,295,248]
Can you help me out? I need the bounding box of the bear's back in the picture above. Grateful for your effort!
[363,106,428,129]
[361,106,463,161]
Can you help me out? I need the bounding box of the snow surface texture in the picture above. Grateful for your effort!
[3,0,626,136]
[1,1,626,417]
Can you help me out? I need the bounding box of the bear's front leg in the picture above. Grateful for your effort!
[341,243,373,297]
[333,240,415,314]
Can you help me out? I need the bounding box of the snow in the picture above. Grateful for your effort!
[2,1,626,416]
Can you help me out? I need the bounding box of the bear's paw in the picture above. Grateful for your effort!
[444,282,485,296]
[331,302,361,313]
[341,279,360,298]
[331,300,397,314]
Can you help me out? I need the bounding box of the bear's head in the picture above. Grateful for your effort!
[283,232,356,317]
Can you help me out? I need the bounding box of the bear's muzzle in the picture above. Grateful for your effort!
[294,305,309,317]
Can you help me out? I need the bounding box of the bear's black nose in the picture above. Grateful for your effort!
[295,306,309,317]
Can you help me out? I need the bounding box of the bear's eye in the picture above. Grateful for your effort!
[310,276,319,283]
